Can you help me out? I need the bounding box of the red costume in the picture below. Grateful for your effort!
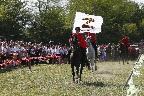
[122,37,128,46]
[85,32,96,43]
[72,33,87,48]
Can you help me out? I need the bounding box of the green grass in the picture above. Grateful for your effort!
[0,61,144,96]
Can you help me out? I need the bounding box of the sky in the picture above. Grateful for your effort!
[22,0,144,6]
[23,0,144,3]
[131,0,144,3]
[21,0,144,12]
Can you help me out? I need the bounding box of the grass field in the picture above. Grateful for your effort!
[0,61,144,96]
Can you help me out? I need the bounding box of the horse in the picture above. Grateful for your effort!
[70,38,85,83]
[86,36,96,72]
[119,43,129,64]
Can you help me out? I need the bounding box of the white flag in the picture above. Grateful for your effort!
[73,12,103,33]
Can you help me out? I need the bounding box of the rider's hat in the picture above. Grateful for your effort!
[75,27,80,31]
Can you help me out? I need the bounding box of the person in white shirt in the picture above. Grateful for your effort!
[55,45,61,56]
[20,45,27,58]
[7,44,14,59]
[62,44,68,64]
[51,46,56,56]
[13,44,20,60]
[47,46,52,56]
[1,42,8,63]
[41,46,47,56]
[59,46,64,64]
[54,45,61,64]
[46,46,53,64]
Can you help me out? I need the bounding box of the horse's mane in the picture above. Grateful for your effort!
[86,37,95,58]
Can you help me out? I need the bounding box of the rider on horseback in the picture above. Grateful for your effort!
[121,35,129,55]
[85,32,98,58]
[121,35,129,64]
[70,27,90,69]
[122,35,129,47]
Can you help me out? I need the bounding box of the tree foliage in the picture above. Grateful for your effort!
[0,0,144,44]
[65,0,144,44]
[0,0,32,40]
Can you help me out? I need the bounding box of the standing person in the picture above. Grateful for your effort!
[140,39,144,54]
[67,46,72,64]
[72,27,90,69]
[1,42,7,63]
[69,34,73,47]
[35,46,41,65]
[62,44,68,64]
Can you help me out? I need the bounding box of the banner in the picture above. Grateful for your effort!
[73,12,103,33]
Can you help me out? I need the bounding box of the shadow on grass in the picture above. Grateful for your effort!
[81,81,105,87]
[96,71,113,75]
[0,67,17,73]
[81,81,125,88]
[0,65,31,73]
[0,63,56,73]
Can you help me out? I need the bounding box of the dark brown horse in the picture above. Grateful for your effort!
[71,46,82,83]
[70,44,85,83]
[119,43,129,64]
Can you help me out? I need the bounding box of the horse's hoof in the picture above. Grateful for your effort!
[87,66,91,70]
[75,75,78,79]
[73,80,75,83]
[73,79,75,82]
[76,80,79,84]
[75,78,79,84]
[95,66,97,71]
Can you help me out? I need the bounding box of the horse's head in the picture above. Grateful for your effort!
[71,35,78,46]
[86,36,91,47]
[70,44,81,60]
[71,44,79,53]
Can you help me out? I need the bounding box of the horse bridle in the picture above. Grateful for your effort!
[86,37,91,47]
[71,44,79,52]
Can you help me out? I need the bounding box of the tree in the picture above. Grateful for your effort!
[65,0,144,44]
[27,0,67,44]
[0,0,32,41]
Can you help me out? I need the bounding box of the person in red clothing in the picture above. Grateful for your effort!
[71,27,90,69]
[121,35,129,63]
[122,35,128,46]
[121,35,129,50]
[72,27,87,48]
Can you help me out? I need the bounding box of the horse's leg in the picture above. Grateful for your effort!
[123,53,128,64]
[119,56,120,64]
[95,57,97,70]
[122,55,125,65]
[125,46,129,64]
[79,63,84,81]
[85,58,90,70]
[75,65,80,83]
[90,58,95,72]
[118,53,121,64]
[71,65,75,82]
[126,53,129,64]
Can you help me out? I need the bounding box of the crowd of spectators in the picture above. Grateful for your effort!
[97,42,141,62]
[0,39,72,69]
[0,39,142,69]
